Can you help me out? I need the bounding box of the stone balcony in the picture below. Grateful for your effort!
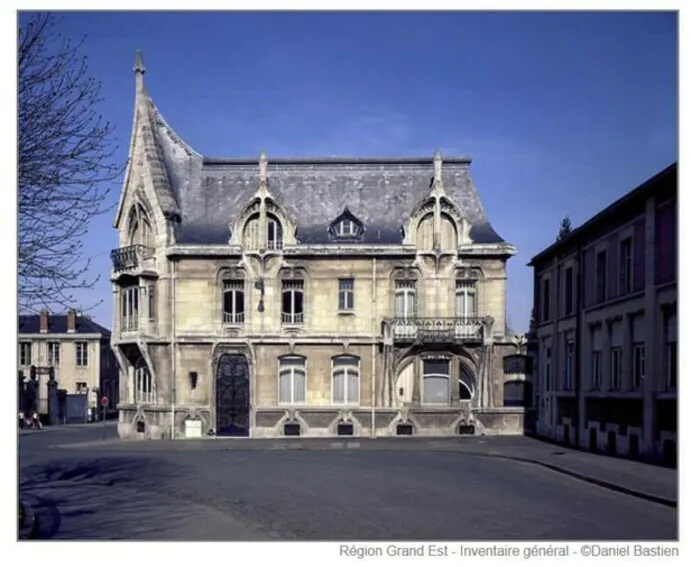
[383,317,487,346]
[110,245,157,277]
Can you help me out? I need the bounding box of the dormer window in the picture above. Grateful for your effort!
[339,219,358,236]
[330,208,364,240]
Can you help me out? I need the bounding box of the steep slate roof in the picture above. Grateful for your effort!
[18,315,111,337]
[131,59,507,246]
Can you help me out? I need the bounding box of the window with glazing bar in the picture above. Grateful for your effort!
[282,280,304,324]
[222,279,245,324]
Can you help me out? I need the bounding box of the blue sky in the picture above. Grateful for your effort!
[35,11,677,331]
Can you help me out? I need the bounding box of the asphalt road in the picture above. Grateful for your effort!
[19,424,677,541]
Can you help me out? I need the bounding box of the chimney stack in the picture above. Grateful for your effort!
[39,309,49,333]
[67,310,77,333]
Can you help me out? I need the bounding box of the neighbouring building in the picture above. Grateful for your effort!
[111,52,532,440]
[528,163,677,464]
[18,310,120,415]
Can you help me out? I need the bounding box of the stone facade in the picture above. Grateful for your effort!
[112,53,529,440]
[529,164,677,465]
[18,310,119,415]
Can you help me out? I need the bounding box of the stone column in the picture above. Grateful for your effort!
[412,358,421,405]
[450,358,460,406]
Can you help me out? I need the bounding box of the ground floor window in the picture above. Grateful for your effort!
[422,358,450,404]
[332,355,360,405]
[279,355,306,404]
[503,380,527,407]
[135,364,155,404]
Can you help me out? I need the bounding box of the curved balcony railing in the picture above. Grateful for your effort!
[110,245,155,272]
[385,317,486,344]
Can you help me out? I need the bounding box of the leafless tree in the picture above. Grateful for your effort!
[18,13,122,313]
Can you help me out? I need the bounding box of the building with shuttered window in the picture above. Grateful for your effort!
[111,52,533,440]
[528,163,677,464]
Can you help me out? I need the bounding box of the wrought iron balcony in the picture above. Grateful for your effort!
[110,245,155,272]
[385,317,486,345]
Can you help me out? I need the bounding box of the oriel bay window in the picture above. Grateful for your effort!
[222,279,245,324]
[121,286,139,331]
[282,279,304,324]
[332,355,360,405]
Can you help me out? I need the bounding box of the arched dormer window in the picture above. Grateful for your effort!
[242,213,283,250]
[267,214,283,249]
[127,205,154,249]
[416,213,434,250]
[329,208,364,241]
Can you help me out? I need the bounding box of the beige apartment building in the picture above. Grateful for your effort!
[18,310,119,414]
[529,164,677,465]
[111,53,532,440]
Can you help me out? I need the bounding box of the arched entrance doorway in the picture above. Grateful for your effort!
[216,354,250,436]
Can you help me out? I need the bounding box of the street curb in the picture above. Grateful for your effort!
[463,452,677,509]
[18,498,37,540]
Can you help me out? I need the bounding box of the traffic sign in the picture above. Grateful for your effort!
[100,396,109,407]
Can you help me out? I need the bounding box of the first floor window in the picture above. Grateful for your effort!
[564,340,574,390]
[332,356,360,404]
[610,347,622,390]
[121,286,139,331]
[222,279,245,324]
[278,356,306,404]
[338,279,354,311]
[632,343,645,390]
[76,342,88,367]
[395,280,417,318]
[456,279,477,318]
[147,285,156,321]
[282,280,304,324]
[19,342,31,366]
[47,342,60,366]
[76,381,88,394]
[666,341,677,390]
[422,358,450,404]
[135,364,155,403]
[591,350,602,390]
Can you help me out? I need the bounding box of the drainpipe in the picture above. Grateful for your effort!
[371,257,377,438]
[170,257,176,439]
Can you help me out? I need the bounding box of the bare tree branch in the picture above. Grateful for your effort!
[18,13,123,314]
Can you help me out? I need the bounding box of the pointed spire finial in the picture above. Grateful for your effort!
[433,148,443,185]
[259,152,268,181]
[134,50,146,74]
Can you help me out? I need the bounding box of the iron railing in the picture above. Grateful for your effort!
[110,245,155,271]
[386,317,486,343]
[282,312,304,325]
[223,311,245,324]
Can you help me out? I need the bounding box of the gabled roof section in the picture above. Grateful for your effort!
[18,315,111,337]
[118,57,508,247]
[114,52,201,228]
[176,157,506,245]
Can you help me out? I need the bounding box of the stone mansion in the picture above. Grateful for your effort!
[111,53,531,439]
